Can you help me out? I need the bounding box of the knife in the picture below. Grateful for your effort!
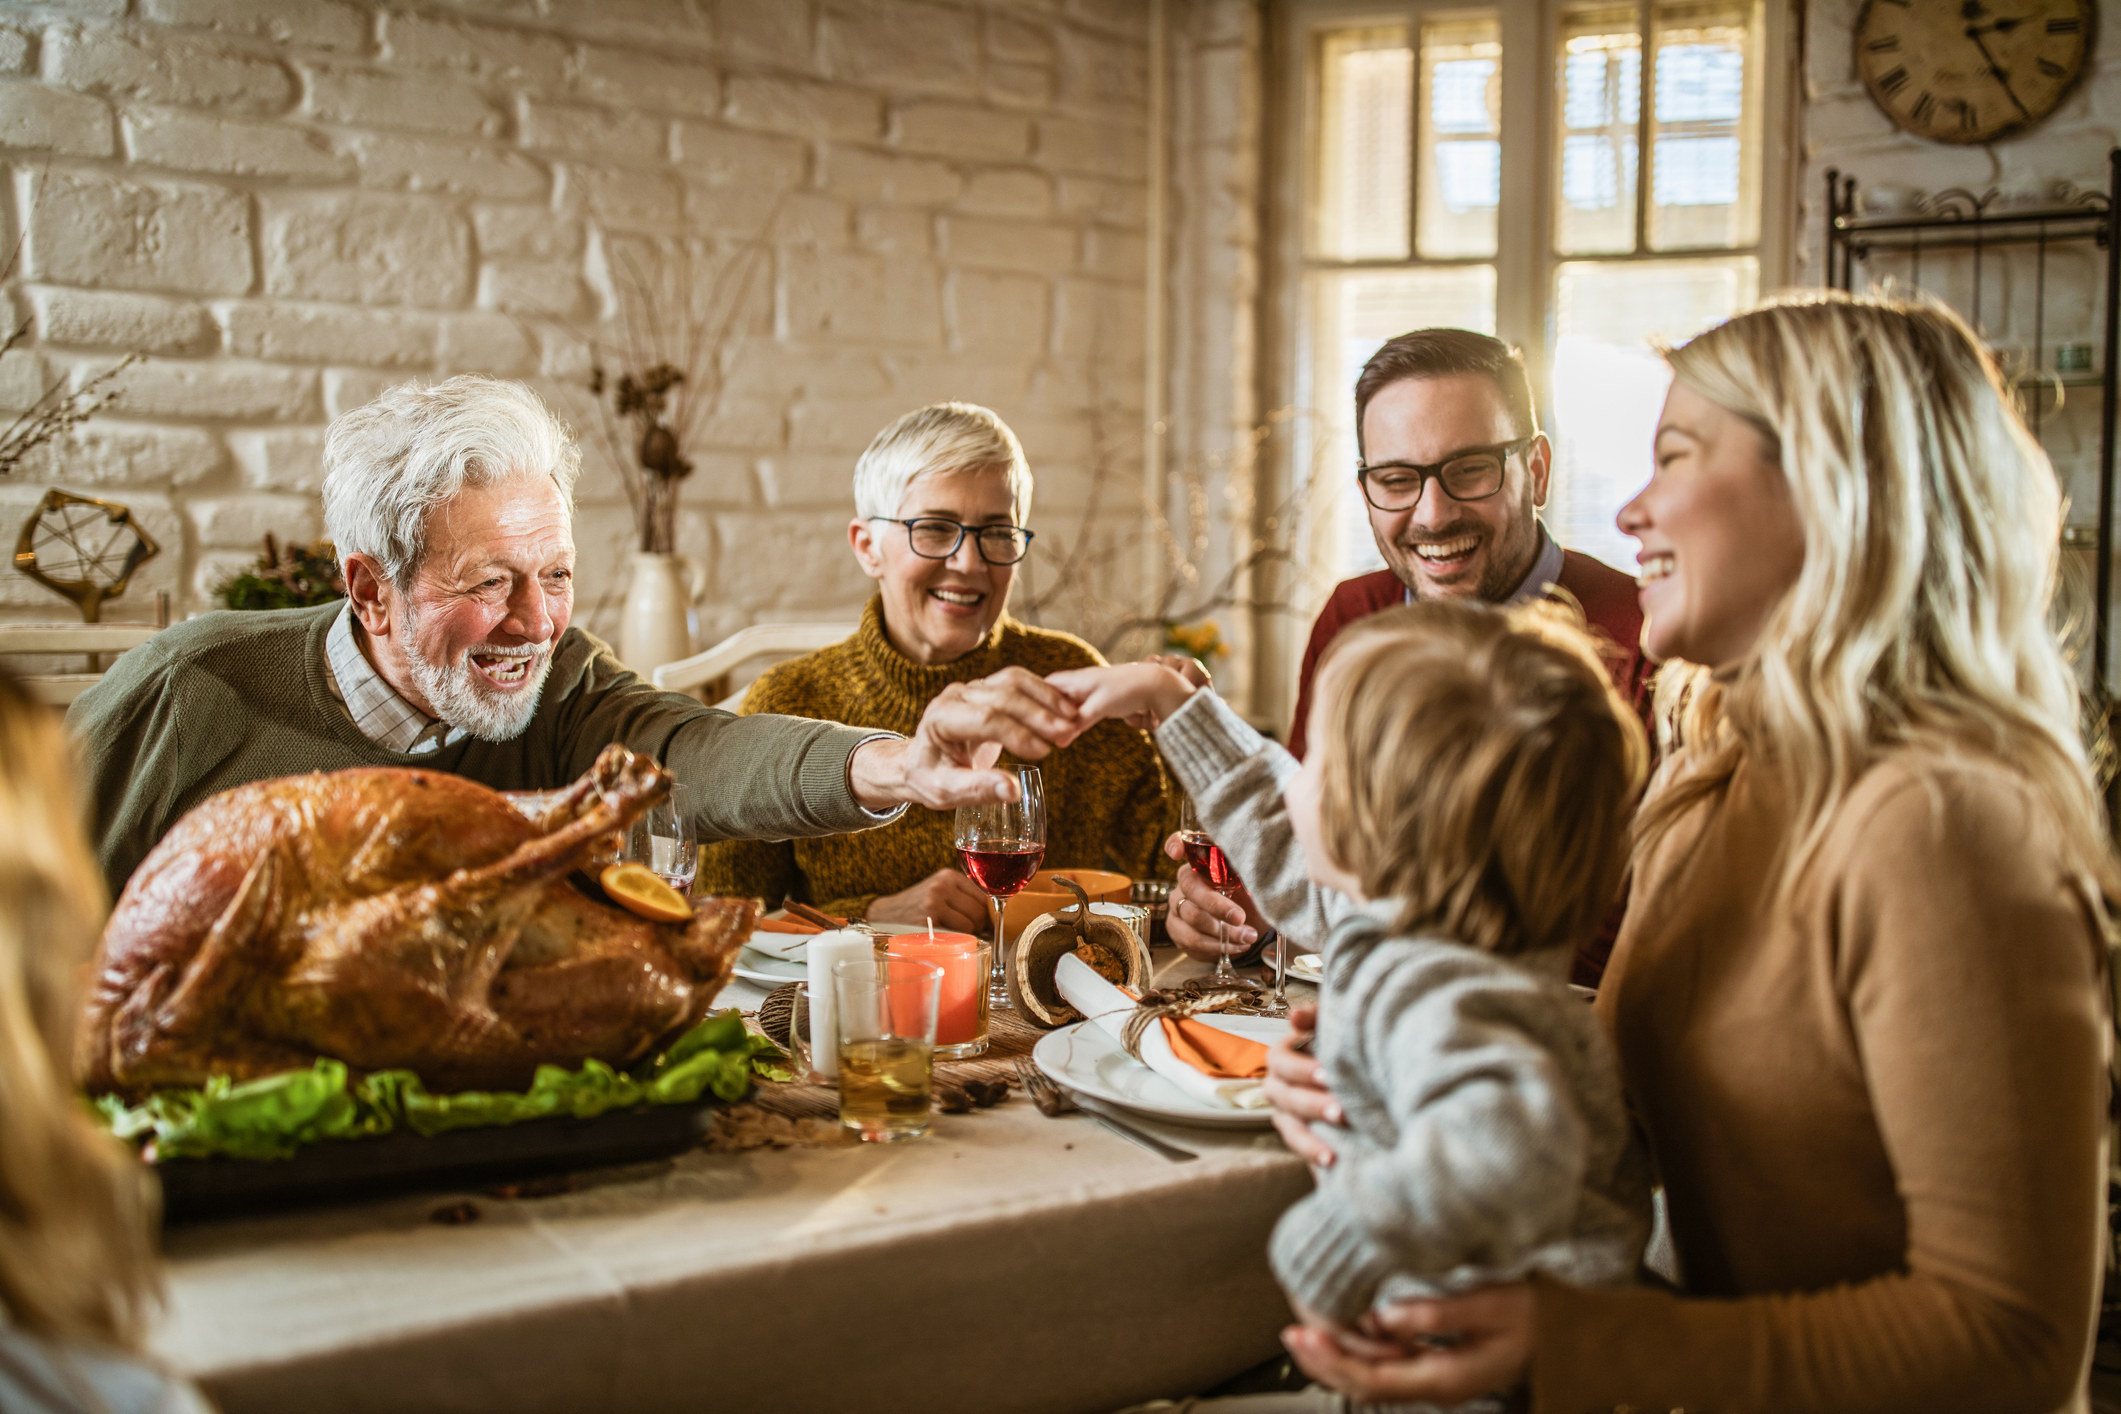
[1067,1090,1197,1162]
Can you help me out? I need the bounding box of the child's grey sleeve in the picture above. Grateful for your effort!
[1152,689,1352,948]
[1268,957,1595,1324]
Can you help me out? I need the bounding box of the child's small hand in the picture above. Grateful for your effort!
[1142,652,1213,690]
[1044,661,1199,731]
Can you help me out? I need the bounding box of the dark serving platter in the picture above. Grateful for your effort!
[152,1096,726,1223]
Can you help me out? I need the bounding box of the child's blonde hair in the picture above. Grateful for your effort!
[1310,600,1647,955]
[0,668,159,1347]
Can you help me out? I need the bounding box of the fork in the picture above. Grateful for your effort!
[1013,1058,1196,1162]
[1013,1056,1075,1116]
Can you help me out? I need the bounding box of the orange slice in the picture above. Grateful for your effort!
[600,862,694,924]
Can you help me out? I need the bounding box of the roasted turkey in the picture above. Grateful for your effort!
[78,745,754,1096]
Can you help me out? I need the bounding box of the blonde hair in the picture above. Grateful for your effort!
[1311,600,1648,955]
[0,669,159,1348]
[852,401,1033,522]
[1639,291,2115,897]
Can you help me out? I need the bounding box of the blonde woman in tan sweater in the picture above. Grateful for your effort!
[1265,294,2116,1414]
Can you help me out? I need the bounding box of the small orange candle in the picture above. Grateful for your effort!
[887,931,984,1049]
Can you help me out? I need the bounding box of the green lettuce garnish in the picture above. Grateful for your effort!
[92,1011,784,1162]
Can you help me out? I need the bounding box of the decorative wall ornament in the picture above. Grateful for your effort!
[13,488,160,622]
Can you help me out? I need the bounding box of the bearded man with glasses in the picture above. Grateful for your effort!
[1161,329,1652,982]
[1290,329,1650,757]
[693,402,1177,933]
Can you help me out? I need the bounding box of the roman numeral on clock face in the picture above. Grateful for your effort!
[2047,15,2080,32]
[1911,90,1935,122]
[2037,56,2067,77]
[1866,34,1900,51]
[1958,98,1978,130]
[1878,65,1910,95]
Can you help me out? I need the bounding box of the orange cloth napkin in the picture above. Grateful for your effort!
[1159,1016,1269,1080]
[753,916,822,935]
[1115,986,1269,1080]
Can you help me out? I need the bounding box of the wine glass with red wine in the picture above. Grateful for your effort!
[1178,797,1252,989]
[954,767,1046,1011]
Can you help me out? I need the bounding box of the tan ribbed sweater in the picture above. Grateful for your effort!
[1533,749,2110,1414]
[693,598,1178,921]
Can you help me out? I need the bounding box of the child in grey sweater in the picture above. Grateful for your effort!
[1051,600,1651,1413]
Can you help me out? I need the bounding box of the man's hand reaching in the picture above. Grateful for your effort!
[848,667,1086,812]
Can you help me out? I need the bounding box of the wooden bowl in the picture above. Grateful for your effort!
[1002,868,1131,941]
[1007,906,1149,1028]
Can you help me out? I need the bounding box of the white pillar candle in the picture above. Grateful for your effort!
[804,930,874,1082]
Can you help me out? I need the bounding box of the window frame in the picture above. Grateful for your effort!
[1253,0,1797,729]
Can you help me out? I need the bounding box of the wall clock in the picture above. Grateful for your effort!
[1854,0,2093,145]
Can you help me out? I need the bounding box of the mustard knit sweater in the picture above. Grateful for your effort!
[694,598,1178,921]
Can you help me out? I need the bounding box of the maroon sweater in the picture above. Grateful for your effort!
[1287,550,1651,759]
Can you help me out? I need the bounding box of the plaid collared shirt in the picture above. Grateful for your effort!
[322,603,464,755]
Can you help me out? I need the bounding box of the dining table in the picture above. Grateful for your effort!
[147,945,1318,1414]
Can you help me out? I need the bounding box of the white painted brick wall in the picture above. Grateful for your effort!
[0,0,1163,659]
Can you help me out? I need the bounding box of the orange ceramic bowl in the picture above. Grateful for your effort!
[1002,868,1132,941]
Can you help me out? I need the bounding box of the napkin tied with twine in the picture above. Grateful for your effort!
[1118,987,1270,1080]
[1053,953,1270,1108]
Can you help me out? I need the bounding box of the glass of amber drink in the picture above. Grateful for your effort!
[832,956,944,1143]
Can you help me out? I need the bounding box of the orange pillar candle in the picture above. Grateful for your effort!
[887,932,983,1047]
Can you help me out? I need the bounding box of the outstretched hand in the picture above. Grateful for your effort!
[850,667,1086,811]
[1045,659,1201,732]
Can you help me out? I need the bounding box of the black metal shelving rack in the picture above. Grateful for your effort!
[1824,151,2120,698]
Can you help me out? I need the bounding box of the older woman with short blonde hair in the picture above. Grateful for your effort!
[695,402,1176,928]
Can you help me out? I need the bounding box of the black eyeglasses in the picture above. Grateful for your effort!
[869,517,1036,565]
[1356,435,1539,513]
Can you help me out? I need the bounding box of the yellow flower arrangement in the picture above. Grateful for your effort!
[1161,619,1226,663]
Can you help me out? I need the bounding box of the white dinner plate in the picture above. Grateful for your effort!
[1031,1013,1286,1130]
[732,919,922,988]
[1283,951,1323,984]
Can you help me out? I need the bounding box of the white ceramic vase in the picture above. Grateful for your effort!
[621,551,701,676]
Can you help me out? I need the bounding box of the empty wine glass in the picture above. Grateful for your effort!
[953,767,1045,1011]
[627,782,697,896]
[1253,930,1291,1018]
[1177,796,1251,989]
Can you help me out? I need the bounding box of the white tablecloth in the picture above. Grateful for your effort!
[151,964,1316,1414]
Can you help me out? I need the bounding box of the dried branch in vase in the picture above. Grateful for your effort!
[571,204,783,556]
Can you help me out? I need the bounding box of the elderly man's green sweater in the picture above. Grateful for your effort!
[68,604,888,894]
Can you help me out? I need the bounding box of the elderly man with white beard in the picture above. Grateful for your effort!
[69,376,1083,894]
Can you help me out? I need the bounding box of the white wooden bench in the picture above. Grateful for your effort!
[0,622,163,705]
